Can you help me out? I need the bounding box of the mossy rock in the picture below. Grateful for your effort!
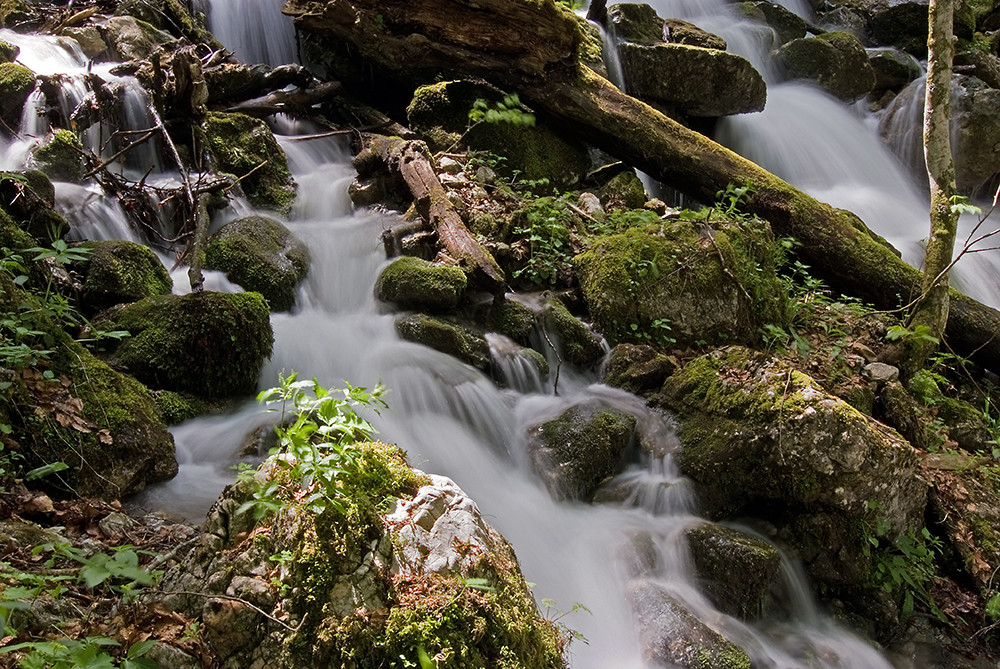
[204,215,309,312]
[33,130,85,184]
[157,447,564,667]
[114,0,222,48]
[60,26,107,60]
[482,297,536,346]
[776,31,876,102]
[736,1,808,45]
[78,240,173,314]
[374,256,467,313]
[0,0,31,27]
[686,523,781,619]
[0,275,176,500]
[618,42,765,118]
[629,580,752,669]
[100,15,173,61]
[659,346,927,533]
[0,39,18,63]
[597,170,647,211]
[151,390,206,425]
[201,112,296,211]
[94,291,273,397]
[406,79,590,189]
[602,343,674,394]
[869,47,924,94]
[575,219,787,349]
[607,4,727,50]
[0,62,35,130]
[395,313,490,370]
[539,296,604,367]
[0,171,69,243]
[529,400,636,500]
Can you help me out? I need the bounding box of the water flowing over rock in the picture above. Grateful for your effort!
[395,313,491,370]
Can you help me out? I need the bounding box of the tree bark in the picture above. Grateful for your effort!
[367,135,507,294]
[900,0,958,375]
[285,0,1000,370]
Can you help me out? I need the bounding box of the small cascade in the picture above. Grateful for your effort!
[488,332,548,395]
[204,0,298,66]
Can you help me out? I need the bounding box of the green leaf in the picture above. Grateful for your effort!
[25,461,69,481]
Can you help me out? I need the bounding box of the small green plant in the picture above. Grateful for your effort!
[467,94,536,128]
[0,637,158,669]
[885,323,940,347]
[512,197,576,286]
[237,373,387,519]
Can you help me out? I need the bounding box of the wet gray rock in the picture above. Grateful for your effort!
[629,579,752,668]
[776,32,876,101]
[529,400,637,500]
[686,522,781,619]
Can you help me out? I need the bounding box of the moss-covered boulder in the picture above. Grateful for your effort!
[201,112,295,210]
[0,39,19,63]
[0,62,35,130]
[607,4,727,50]
[629,579,751,669]
[736,1,809,45]
[686,523,781,619]
[658,347,927,534]
[0,171,68,243]
[776,32,876,102]
[869,47,923,94]
[204,215,309,312]
[602,343,675,394]
[100,15,172,61]
[32,130,85,184]
[114,0,222,48]
[0,274,176,500]
[78,240,173,314]
[406,79,590,189]
[618,42,766,117]
[528,400,637,500]
[539,296,605,367]
[597,170,647,211]
[482,297,537,346]
[395,313,491,370]
[156,448,565,667]
[375,256,467,313]
[0,0,31,27]
[93,291,273,397]
[575,219,786,349]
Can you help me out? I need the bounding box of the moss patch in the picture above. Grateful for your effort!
[202,112,296,211]
[78,240,172,313]
[0,62,35,131]
[395,313,490,370]
[33,130,85,183]
[375,256,467,313]
[94,291,273,397]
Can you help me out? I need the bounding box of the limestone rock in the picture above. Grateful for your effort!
[660,346,927,535]
[618,42,766,117]
[204,215,309,312]
[776,32,876,102]
[93,291,273,397]
[100,15,172,61]
[607,4,727,50]
[528,400,637,500]
[375,255,467,313]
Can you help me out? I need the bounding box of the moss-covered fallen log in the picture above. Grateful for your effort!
[285,0,1000,370]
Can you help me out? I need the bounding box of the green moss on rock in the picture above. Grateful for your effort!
[0,171,68,243]
[375,256,467,313]
[597,170,647,211]
[202,112,296,210]
[204,215,309,312]
[78,240,172,313]
[94,291,273,397]
[0,62,35,130]
[686,523,781,619]
[32,130,85,183]
[483,298,537,346]
[114,0,222,48]
[0,0,31,27]
[0,39,18,63]
[395,313,490,370]
[575,219,786,348]
[776,32,876,102]
[540,296,604,366]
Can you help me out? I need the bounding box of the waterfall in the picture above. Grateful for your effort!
[203,0,298,66]
[9,10,904,668]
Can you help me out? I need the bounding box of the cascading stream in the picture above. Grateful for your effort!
[6,8,903,667]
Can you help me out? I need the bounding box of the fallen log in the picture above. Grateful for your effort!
[367,135,506,294]
[285,0,1000,370]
